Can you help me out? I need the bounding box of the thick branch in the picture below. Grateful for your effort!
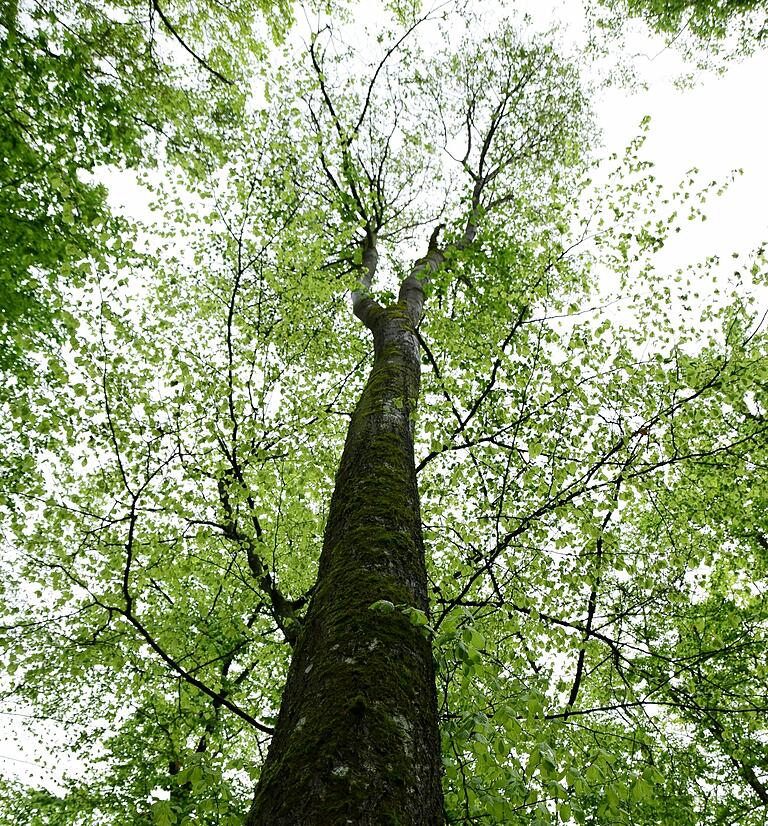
[118,607,273,734]
[308,32,369,225]
[667,684,768,806]
[399,225,445,325]
[351,231,382,328]
[564,485,622,716]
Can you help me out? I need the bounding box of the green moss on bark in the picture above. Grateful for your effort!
[246,311,443,826]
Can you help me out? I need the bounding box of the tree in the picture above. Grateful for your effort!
[2,3,767,825]
[1,0,290,358]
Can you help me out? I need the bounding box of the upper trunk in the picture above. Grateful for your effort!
[245,303,444,825]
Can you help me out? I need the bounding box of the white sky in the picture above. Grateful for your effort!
[598,50,768,267]
[521,0,768,270]
[4,0,768,795]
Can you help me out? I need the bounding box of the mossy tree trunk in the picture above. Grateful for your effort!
[245,246,445,825]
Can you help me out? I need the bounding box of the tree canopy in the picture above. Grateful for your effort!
[0,0,288,382]
[593,0,768,60]
[1,2,767,825]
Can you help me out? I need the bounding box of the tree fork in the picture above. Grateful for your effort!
[245,301,444,825]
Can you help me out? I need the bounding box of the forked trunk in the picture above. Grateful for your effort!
[246,303,444,825]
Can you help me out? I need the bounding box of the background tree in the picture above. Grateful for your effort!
[1,2,767,825]
[1,0,291,358]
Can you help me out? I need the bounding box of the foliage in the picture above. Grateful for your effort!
[2,2,768,825]
[0,0,288,381]
[0,0,290,565]
[593,0,768,60]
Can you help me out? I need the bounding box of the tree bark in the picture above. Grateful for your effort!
[245,299,444,824]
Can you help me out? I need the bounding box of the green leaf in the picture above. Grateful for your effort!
[151,801,176,826]
[369,600,396,614]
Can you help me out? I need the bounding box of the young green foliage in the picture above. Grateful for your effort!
[2,2,768,824]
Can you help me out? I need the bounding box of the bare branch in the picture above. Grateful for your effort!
[151,0,233,85]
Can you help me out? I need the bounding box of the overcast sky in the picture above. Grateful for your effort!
[519,0,768,273]
[599,49,768,270]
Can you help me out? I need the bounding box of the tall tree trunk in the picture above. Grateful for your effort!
[245,293,444,824]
